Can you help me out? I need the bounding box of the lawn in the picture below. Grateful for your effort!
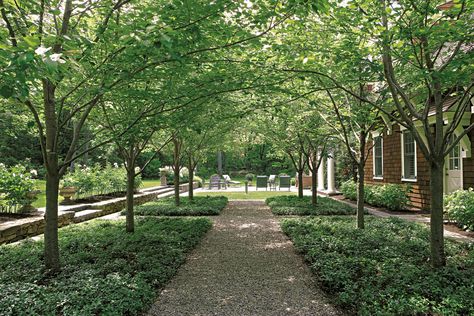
[266,195,357,215]
[32,179,161,208]
[133,196,228,216]
[195,191,296,200]
[281,216,474,315]
[0,217,211,315]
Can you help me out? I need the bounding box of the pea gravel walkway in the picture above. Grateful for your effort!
[147,200,343,316]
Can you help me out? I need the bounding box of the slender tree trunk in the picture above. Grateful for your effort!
[297,170,303,198]
[44,171,60,272]
[188,156,194,202]
[43,79,60,272]
[173,137,181,206]
[357,164,365,229]
[174,165,180,206]
[311,163,317,206]
[356,131,367,229]
[429,160,446,267]
[125,163,135,233]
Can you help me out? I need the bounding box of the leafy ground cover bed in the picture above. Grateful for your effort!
[133,196,228,216]
[0,217,212,315]
[266,196,356,215]
[281,216,474,315]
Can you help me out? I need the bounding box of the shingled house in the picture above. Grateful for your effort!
[364,98,474,210]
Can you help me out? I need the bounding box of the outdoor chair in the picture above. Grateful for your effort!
[209,175,226,190]
[268,175,276,191]
[223,174,241,186]
[256,176,268,191]
[279,175,291,191]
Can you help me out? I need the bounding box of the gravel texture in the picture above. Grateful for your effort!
[147,200,343,316]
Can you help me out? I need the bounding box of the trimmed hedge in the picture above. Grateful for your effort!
[266,195,356,215]
[133,196,228,216]
[0,217,212,315]
[445,188,474,231]
[282,216,474,315]
[340,180,410,211]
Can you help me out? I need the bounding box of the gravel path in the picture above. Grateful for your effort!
[147,200,343,316]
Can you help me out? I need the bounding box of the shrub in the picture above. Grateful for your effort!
[0,164,36,213]
[245,173,255,182]
[266,195,356,216]
[60,164,142,200]
[281,216,474,315]
[340,180,357,200]
[193,176,203,188]
[0,217,211,315]
[340,180,410,211]
[445,189,474,230]
[166,173,189,185]
[133,196,228,216]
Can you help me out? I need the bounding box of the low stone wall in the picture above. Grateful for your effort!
[0,182,198,245]
[0,211,74,244]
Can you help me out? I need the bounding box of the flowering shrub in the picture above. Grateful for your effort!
[0,164,36,213]
[61,164,142,199]
[444,189,474,231]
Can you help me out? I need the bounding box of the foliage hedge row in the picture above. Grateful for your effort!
[340,180,410,211]
[281,216,474,315]
[445,188,474,231]
[0,217,212,315]
[265,195,356,215]
[0,164,36,212]
[61,163,142,199]
[133,196,228,216]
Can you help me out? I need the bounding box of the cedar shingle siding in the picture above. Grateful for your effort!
[364,112,474,211]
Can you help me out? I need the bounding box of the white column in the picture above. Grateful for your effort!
[327,153,336,194]
[317,155,325,191]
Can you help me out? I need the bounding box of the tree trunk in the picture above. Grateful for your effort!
[174,165,180,206]
[429,160,446,267]
[125,165,135,233]
[311,164,317,206]
[173,138,181,206]
[188,156,194,202]
[43,79,60,273]
[356,165,365,229]
[44,171,60,272]
[297,170,303,198]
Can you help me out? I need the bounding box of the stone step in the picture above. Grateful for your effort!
[73,209,102,223]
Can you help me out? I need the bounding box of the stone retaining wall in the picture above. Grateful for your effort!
[0,182,198,245]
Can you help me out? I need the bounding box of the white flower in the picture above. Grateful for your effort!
[30,169,38,177]
[134,166,141,173]
[35,46,51,55]
[113,162,119,168]
[47,53,66,64]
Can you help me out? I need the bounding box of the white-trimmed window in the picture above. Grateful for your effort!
[401,131,417,181]
[373,136,383,179]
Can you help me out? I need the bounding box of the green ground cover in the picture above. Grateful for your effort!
[32,179,161,208]
[0,217,211,315]
[196,191,296,200]
[133,196,228,216]
[281,216,474,315]
[266,196,356,215]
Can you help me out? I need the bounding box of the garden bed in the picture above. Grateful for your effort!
[281,216,474,315]
[266,196,356,215]
[0,217,212,315]
[133,196,228,216]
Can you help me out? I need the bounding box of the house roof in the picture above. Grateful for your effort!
[427,95,464,117]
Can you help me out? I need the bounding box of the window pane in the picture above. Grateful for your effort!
[403,132,415,179]
[374,136,383,177]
